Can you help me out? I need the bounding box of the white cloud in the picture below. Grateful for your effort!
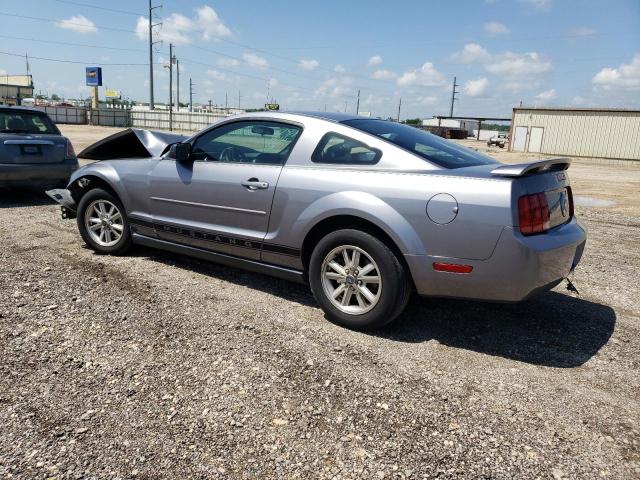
[243,53,269,69]
[195,6,231,40]
[485,52,551,76]
[334,64,346,73]
[397,62,446,87]
[463,77,489,97]
[315,77,353,98]
[520,0,552,11]
[368,55,383,66]
[207,69,226,81]
[572,96,586,105]
[592,54,640,90]
[484,21,509,35]
[568,26,596,37]
[268,78,279,88]
[298,59,319,71]
[134,6,231,46]
[417,95,439,106]
[372,69,397,80]
[450,43,491,64]
[57,15,97,34]
[218,58,240,67]
[535,88,557,101]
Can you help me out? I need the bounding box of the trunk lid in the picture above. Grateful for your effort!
[0,133,68,164]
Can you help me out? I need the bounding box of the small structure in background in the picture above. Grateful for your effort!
[422,117,478,137]
[0,75,34,106]
[510,107,640,161]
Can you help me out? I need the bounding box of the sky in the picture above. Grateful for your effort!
[1,0,639,119]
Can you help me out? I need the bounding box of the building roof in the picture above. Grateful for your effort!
[513,106,640,114]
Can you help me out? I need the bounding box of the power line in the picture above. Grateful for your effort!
[48,0,144,16]
[0,12,135,33]
[0,49,156,66]
[0,33,144,52]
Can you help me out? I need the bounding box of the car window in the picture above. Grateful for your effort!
[190,121,302,165]
[343,119,497,169]
[312,132,381,165]
[0,111,59,134]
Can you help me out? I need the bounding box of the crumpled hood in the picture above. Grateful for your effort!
[78,128,187,160]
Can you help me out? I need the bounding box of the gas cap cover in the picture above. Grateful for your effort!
[426,193,458,224]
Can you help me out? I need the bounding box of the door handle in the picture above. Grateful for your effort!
[241,178,269,190]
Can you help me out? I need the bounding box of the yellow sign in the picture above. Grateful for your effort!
[265,103,279,111]
[105,89,121,99]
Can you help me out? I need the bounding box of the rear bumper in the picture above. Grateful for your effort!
[0,158,78,186]
[407,218,586,302]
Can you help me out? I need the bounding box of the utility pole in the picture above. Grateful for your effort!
[208,99,212,112]
[189,78,194,112]
[397,98,402,122]
[356,89,360,116]
[168,43,174,131]
[238,90,241,110]
[225,92,228,110]
[176,59,180,111]
[148,0,162,110]
[449,76,459,117]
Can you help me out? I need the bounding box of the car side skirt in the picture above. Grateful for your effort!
[131,233,306,285]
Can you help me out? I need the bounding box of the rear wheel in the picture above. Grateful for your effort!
[76,188,132,255]
[309,229,411,330]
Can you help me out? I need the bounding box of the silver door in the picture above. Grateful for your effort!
[149,120,302,260]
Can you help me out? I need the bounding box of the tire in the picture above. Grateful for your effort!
[76,187,132,255]
[308,229,411,330]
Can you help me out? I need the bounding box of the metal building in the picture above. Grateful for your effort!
[509,107,640,161]
[0,75,34,106]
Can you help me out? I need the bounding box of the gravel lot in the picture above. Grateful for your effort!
[1,126,639,479]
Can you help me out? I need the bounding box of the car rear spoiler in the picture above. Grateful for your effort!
[77,128,187,160]
[490,158,571,177]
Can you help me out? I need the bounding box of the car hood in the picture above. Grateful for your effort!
[78,128,187,160]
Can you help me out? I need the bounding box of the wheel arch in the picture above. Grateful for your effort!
[300,214,416,290]
[68,167,127,208]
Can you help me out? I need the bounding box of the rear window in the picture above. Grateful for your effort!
[312,132,381,165]
[342,119,497,169]
[0,110,60,134]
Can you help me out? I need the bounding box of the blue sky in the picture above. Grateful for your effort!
[1,0,639,118]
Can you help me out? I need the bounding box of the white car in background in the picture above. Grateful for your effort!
[487,133,509,148]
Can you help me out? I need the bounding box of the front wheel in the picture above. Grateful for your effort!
[76,188,132,255]
[309,229,411,330]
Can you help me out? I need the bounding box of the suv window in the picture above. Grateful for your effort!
[0,110,60,134]
[190,121,302,165]
[312,132,381,165]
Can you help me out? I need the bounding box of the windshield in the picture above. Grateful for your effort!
[343,119,498,169]
[0,110,60,134]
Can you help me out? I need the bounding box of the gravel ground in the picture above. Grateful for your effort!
[1,146,639,478]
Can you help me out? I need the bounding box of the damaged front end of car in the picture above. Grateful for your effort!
[46,127,187,220]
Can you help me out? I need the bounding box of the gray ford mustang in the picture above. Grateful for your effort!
[47,111,586,330]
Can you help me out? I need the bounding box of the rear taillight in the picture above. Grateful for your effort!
[518,192,550,235]
[66,139,76,159]
[566,186,574,218]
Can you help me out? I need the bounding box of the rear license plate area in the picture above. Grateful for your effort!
[21,145,42,155]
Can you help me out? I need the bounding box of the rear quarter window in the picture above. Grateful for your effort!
[312,132,381,165]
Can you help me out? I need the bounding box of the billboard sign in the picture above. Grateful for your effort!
[265,103,280,111]
[85,67,102,87]
[105,89,121,99]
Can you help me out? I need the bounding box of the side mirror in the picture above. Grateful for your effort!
[169,142,192,163]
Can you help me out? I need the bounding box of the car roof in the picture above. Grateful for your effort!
[229,110,365,124]
[0,105,44,113]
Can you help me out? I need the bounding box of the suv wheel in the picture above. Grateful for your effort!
[76,188,132,255]
[309,229,411,330]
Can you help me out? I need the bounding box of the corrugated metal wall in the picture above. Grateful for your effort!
[511,109,640,160]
